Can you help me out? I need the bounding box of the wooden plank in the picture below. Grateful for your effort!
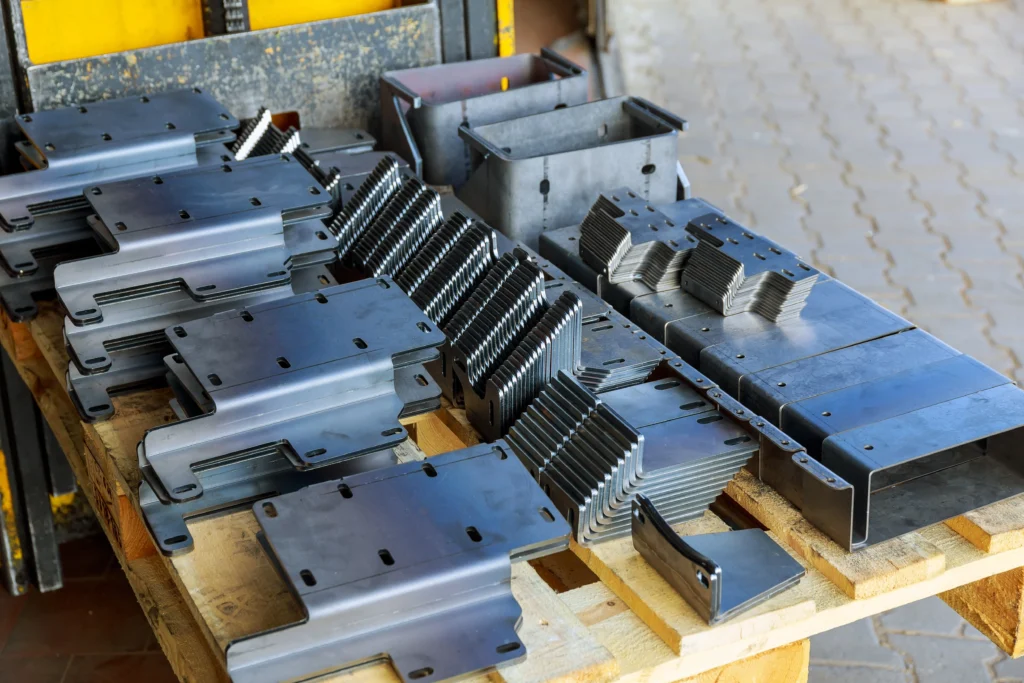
[561,582,809,683]
[946,495,1024,554]
[570,512,817,656]
[726,470,945,599]
[942,568,1024,657]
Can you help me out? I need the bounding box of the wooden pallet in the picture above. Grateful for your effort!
[5,301,1024,683]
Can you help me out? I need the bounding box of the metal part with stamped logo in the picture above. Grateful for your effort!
[380,48,589,187]
[456,97,688,248]
[0,89,238,231]
[225,441,571,683]
[137,277,446,504]
[54,153,334,327]
[631,494,805,625]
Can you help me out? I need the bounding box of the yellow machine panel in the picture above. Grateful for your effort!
[247,0,400,31]
[22,0,204,65]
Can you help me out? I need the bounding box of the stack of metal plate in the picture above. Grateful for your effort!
[682,213,820,322]
[55,154,339,421]
[356,185,443,277]
[577,309,669,392]
[329,155,404,257]
[230,107,273,160]
[578,188,699,291]
[137,277,446,505]
[407,222,500,325]
[507,366,758,544]
[395,211,474,295]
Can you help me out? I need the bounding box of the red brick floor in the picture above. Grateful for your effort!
[0,536,176,683]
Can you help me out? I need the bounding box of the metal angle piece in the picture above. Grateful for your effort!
[0,89,238,231]
[681,214,820,323]
[230,107,272,161]
[410,222,499,325]
[138,277,446,503]
[54,154,332,326]
[579,310,669,393]
[380,48,588,187]
[457,96,687,247]
[632,495,804,625]
[226,441,571,683]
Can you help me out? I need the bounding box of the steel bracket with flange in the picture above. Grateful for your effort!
[138,277,446,503]
[226,441,571,683]
[380,48,588,187]
[632,494,804,624]
[63,264,339,422]
[456,96,687,248]
[0,89,238,231]
[54,154,332,326]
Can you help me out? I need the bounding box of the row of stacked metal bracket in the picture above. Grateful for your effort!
[0,47,1022,683]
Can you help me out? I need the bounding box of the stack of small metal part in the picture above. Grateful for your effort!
[507,365,758,544]
[682,213,820,323]
[230,106,302,160]
[349,178,444,277]
[579,189,698,291]
[577,310,669,392]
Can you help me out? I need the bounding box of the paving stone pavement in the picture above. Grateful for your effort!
[607,0,1024,679]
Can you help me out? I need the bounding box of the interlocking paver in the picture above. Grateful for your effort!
[610,0,1024,678]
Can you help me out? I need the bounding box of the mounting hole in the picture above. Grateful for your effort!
[417,321,431,333]
[262,502,277,517]
[381,427,403,437]
[207,373,222,386]
[701,327,710,332]
[680,401,705,411]
[821,411,831,417]
[316,231,328,240]
[777,381,786,387]
[827,477,837,483]
[642,163,657,175]
[90,187,102,195]
[250,197,261,206]
[864,444,874,450]
[315,293,328,303]
[87,404,110,414]
[597,123,608,137]
[173,484,197,495]
[353,337,368,349]
[173,326,187,337]
[241,311,253,322]
[276,357,291,369]
[309,186,321,195]
[115,221,127,231]
[165,122,176,130]
[299,569,316,586]
[408,668,433,680]
[338,483,353,498]
[304,448,326,459]
[164,535,187,545]
[539,179,550,195]
[378,549,396,566]
[466,526,483,543]
[44,142,55,151]
[415,374,428,387]
[222,164,232,172]
[697,415,723,424]
[496,642,521,655]
[735,354,745,359]
[724,435,752,446]
[422,462,438,477]
[538,507,555,523]
[101,133,112,141]
[799,457,809,463]
[140,96,149,103]
[696,570,709,588]
[179,209,191,219]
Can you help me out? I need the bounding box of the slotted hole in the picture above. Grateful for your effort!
[422,462,438,477]
[409,668,433,680]
[727,237,738,245]
[701,327,710,332]
[417,322,431,333]
[315,293,328,303]
[179,209,190,219]
[173,484,196,494]
[267,271,286,277]
[379,549,395,566]
[84,357,105,365]
[591,324,613,332]
[753,252,766,261]
[798,263,812,271]
[696,570,709,588]
[241,311,253,322]
[641,163,656,175]
[318,276,328,285]
[90,187,102,195]
[44,142,55,151]
[101,133,112,141]
[309,186,321,195]
[88,404,110,413]
[222,164,232,172]
[316,231,328,240]
[724,435,752,445]
[466,526,483,543]
[353,337,368,349]
[680,401,706,410]
[602,358,625,366]
[338,483,353,498]
[262,502,277,517]
[864,444,874,450]
[164,535,187,545]
[736,353,745,359]
[208,374,222,386]
[174,326,187,337]
[197,284,216,292]
[250,197,261,206]
[777,381,787,387]
[654,381,680,390]
[782,269,795,277]
[538,507,555,522]
[165,122,176,130]
[822,411,832,417]
[539,179,550,195]
[743,232,754,239]
[496,642,521,654]
[276,357,290,368]
[769,246,782,255]
[153,176,164,184]
[115,222,127,231]
[415,374,428,386]
[305,448,326,459]
[381,427,403,437]
[697,415,723,424]
[300,569,316,586]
